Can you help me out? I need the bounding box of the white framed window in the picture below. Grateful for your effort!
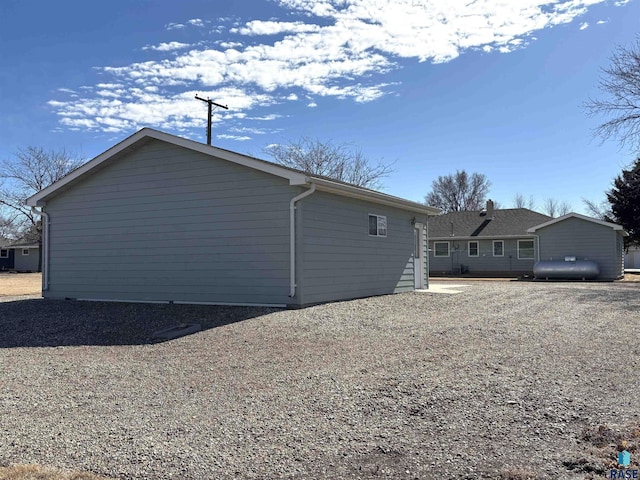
[434,241,450,257]
[493,240,504,257]
[368,214,387,237]
[22,248,30,256]
[468,241,479,257]
[517,239,535,259]
[0,249,7,258]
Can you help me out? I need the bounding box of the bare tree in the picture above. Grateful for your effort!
[512,193,536,210]
[424,170,491,213]
[264,137,393,189]
[0,210,20,241]
[585,37,640,150]
[582,198,612,221]
[1,147,83,268]
[542,198,572,218]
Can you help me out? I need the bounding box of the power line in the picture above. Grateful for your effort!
[195,95,228,145]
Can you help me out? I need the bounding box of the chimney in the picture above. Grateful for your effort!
[486,199,494,217]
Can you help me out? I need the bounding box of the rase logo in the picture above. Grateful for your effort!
[610,450,638,479]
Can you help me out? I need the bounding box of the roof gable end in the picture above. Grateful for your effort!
[527,212,627,234]
[26,128,440,216]
[27,128,308,206]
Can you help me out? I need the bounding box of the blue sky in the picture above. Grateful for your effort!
[1,0,639,213]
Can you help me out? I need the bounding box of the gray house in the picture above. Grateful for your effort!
[527,213,626,280]
[0,243,40,272]
[428,201,626,280]
[428,201,552,277]
[26,128,439,307]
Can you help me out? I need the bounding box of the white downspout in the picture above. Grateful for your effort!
[30,206,50,291]
[289,183,316,298]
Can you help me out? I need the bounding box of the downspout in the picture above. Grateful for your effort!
[425,216,429,290]
[289,183,316,298]
[30,206,50,291]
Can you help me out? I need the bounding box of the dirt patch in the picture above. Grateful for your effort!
[0,273,41,297]
[0,463,116,480]
[621,272,640,282]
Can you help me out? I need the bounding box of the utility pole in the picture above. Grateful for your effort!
[195,95,228,145]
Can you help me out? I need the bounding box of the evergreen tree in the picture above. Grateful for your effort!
[607,158,640,246]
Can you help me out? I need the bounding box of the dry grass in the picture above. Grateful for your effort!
[621,272,640,282]
[0,464,115,480]
[0,273,41,297]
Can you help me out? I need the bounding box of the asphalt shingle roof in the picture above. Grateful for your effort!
[428,208,552,238]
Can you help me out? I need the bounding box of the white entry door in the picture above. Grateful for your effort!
[414,224,424,289]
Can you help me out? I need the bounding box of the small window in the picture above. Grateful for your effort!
[22,249,30,256]
[468,241,479,257]
[368,214,387,237]
[518,239,535,259]
[493,240,504,257]
[0,249,7,258]
[434,242,450,257]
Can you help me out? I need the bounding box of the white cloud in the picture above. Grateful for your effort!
[143,41,192,52]
[166,18,207,30]
[579,22,589,30]
[231,20,320,35]
[217,134,252,141]
[597,19,608,24]
[51,0,625,134]
[218,41,244,49]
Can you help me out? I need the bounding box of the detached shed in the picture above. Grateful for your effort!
[26,128,439,307]
[527,213,627,280]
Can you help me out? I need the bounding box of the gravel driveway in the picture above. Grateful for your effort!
[1,281,639,479]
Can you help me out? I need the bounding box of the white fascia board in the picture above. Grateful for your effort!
[27,128,308,206]
[309,177,440,215]
[527,212,626,233]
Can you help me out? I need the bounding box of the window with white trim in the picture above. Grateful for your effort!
[0,249,7,258]
[493,240,504,257]
[517,239,535,259]
[468,241,479,257]
[368,214,387,237]
[434,242,450,257]
[22,249,30,256]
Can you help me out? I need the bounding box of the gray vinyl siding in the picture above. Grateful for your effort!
[14,248,40,272]
[429,238,536,275]
[297,191,423,305]
[44,139,293,305]
[626,248,640,269]
[536,217,624,280]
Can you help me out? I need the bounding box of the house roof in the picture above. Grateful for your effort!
[0,242,39,249]
[527,212,628,235]
[26,128,440,216]
[429,208,553,239]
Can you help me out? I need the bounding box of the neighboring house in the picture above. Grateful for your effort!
[428,201,552,277]
[625,245,640,270]
[527,213,627,280]
[0,243,40,272]
[26,128,440,307]
[428,201,627,280]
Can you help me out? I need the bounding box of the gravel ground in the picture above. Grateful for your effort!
[1,281,639,479]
